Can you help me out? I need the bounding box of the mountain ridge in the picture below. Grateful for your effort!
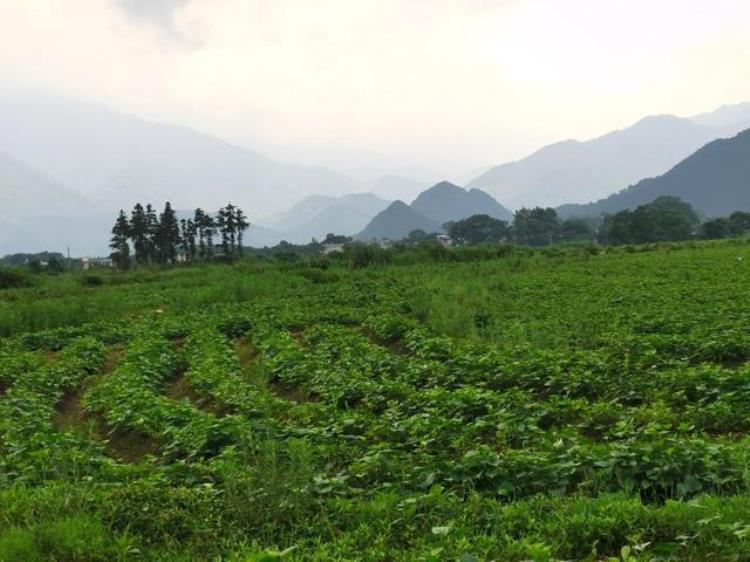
[0,92,359,218]
[357,201,442,241]
[468,104,750,209]
[558,128,750,218]
[356,182,512,241]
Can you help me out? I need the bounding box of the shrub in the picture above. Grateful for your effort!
[80,274,104,287]
[0,267,34,289]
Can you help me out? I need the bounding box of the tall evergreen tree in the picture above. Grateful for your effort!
[202,212,216,260]
[217,205,233,256]
[109,210,131,270]
[145,204,160,264]
[129,203,149,264]
[157,202,181,264]
[188,219,197,260]
[234,207,250,256]
[180,218,197,262]
[180,218,190,261]
[194,208,208,259]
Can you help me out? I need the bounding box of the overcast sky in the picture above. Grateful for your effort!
[1,0,749,182]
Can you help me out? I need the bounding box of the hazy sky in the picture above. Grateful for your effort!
[1,0,749,181]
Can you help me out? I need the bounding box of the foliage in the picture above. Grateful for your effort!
[0,267,34,289]
[600,196,700,244]
[446,214,510,245]
[109,202,250,269]
[513,207,559,246]
[1,239,750,558]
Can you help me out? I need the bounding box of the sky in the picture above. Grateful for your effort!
[1,0,749,182]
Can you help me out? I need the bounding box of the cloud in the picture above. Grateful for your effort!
[112,0,201,46]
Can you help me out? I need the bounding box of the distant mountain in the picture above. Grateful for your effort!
[0,152,108,255]
[361,175,426,202]
[356,181,511,241]
[469,103,750,209]
[261,192,391,243]
[691,102,750,129]
[411,181,513,224]
[357,201,441,241]
[558,129,750,219]
[0,92,358,219]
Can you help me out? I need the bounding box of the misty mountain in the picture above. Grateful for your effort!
[691,102,750,129]
[469,103,750,209]
[261,192,391,244]
[356,182,510,241]
[0,92,358,219]
[0,152,108,255]
[357,201,441,241]
[411,181,513,224]
[558,129,750,219]
[361,175,426,202]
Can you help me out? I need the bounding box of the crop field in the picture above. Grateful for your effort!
[2,240,750,560]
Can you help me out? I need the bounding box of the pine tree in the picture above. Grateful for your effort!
[109,210,131,270]
[180,218,197,262]
[203,212,216,260]
[225,203,238,254]
[194,208,207,260]
[129,203,149,265]
[195,209,215,260]
[217,206,232,257]
[180,218,190,261]
[234,206,250,256]
[157,202,181,264]
[188,219,197,260]
[145,204,160,264]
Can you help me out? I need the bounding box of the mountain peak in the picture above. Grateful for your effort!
[387,199,411,209]
[357,199,440,241]
[425,180,463,192]
[411,183,512,224]
[357,182,513,241]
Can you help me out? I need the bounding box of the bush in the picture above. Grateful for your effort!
[80,274,104,287]
[0,267,34,289]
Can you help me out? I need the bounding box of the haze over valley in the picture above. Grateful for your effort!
[1,0,750,255]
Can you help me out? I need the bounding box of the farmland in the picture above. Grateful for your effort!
[2,240,750,560]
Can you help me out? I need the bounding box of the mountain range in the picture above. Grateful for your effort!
[357,182,512,240]
[468,103,750,209]
[2,92,750,255]
[0,92,429,254]
[0,152,109,255]
[558,129,750,219]
[0,92,361,218]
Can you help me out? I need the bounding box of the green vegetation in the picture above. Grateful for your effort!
[109,202,250,269]
[2,239,750,560]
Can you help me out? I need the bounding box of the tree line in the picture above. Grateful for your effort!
[440,208,593,246]
[439,196,750,247]
[110,202,249,269]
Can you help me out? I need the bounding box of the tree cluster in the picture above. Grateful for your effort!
[110,202,249,269]
[700,211,750,240]
[599,196,699,245]
[443,209,593,247]
[444,196,750,248]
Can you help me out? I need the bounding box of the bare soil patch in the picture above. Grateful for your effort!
[52,391,87,430]
[105,429,161,463]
